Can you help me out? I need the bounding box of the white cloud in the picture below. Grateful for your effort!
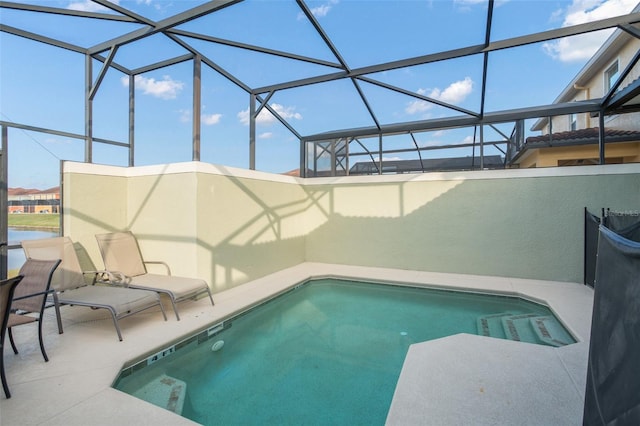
[67,0,117,12]
[405,77,474,115]
[121,75,184,100]
[202,113,222,125]
[238,103,303,126]
[405,100,430,115]
[237,109,250,125]
[178,110,222,125]
[311,2,334,17]
[298,0,338,20]
[418,138,445,148]
[432,77,474,104]
[542,0,638,62]
[259,132,274,139]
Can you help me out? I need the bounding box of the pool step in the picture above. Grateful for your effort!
[530,316,573,347]
[477,313,509,339]
[477,313,571,347]
[501,313,543,343]
[132,374,186,415]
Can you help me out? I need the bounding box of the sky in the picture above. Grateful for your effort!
[1,0,638,189]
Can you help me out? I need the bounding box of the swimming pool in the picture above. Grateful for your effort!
[114,278,575,425]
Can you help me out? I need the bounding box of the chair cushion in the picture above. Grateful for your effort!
[7,313,37,327]
[128,274,208,300]
[57,285,160,317]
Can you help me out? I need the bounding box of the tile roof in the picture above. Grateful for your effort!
[7,186,60,196]
[524,128,640,147]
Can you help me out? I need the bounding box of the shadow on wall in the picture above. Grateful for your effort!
[65,166,324,292]
[64,165,633,291]
[304,175,598,283]
[198,169,469,290]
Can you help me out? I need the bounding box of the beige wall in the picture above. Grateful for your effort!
[62,170,129,272]
[62,162,640,291]
[582,38,640,101]
[304,168,640,282]
[62,163,307,292]
[194,171,308,292]
[544,37,640,134]
[517,142,640,168]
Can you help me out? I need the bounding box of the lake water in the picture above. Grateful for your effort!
[7,228,59,271]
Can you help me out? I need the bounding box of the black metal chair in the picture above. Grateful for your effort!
[7,259,61,363]
[1,275,24,399]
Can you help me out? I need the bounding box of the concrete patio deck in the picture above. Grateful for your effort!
[1,263,593,425]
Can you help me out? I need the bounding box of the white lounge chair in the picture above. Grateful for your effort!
[95,231,214,321]
[21,237,167,341]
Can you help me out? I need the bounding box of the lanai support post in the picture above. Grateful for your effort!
[0,125,8,280]
[128,75,135,167]
[480,124,484,169]
[192,55,202,161]
[598,111,606,164]
[250,93,256,170]
[84,54,93,163]
[378,134,383,175]
[299,139,306,178]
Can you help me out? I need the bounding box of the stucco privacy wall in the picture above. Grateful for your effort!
[193,168,309,291]
[304,165,640,282]
[63,161,640,289]
[62,169,129,273]
[62,162,308,292]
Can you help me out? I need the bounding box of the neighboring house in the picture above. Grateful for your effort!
[511,16,640,168]
[8,187,60,214]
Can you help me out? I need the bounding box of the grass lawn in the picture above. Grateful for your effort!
[8,213,60,229]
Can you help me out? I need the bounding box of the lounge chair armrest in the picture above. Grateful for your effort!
[144,261,172,276]
[12,288,54,301]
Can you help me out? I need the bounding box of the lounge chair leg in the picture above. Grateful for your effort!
[52,293,63,334]
[1,348,11,399]
[113,319,123,341]
[7,328,18,355]
[37,319,49,362]
[206,288,215,306]
[159,299,168,321]
[106,308,123,341]
[170,297,180,321]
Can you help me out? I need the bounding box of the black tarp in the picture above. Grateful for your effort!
[604,212,640,242]
[583,225,640,425]
[584,210,640,287]
[584,209,601,287]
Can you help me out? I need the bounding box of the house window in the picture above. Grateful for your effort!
[569,113,577,131]
[605,60,619,92]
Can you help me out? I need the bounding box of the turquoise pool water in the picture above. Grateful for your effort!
[114,278,575,425]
